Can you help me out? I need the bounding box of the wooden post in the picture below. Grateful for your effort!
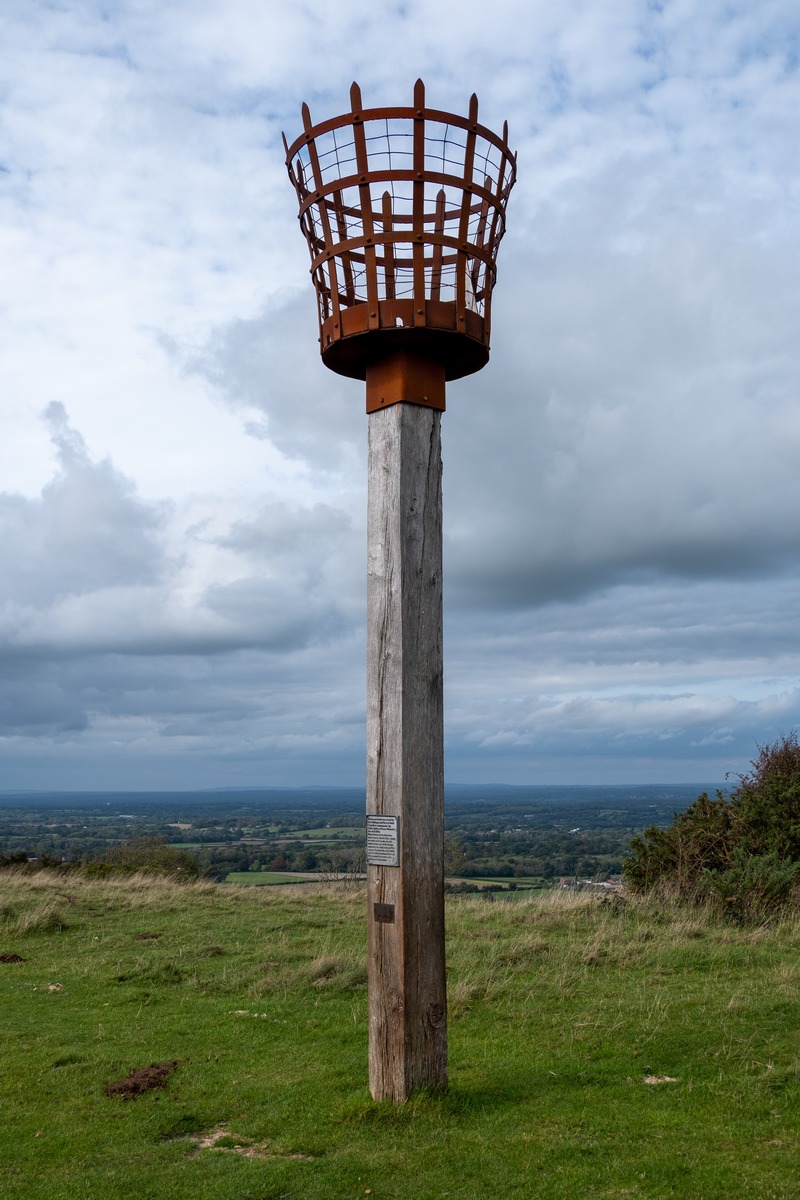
[366,399,447,1102]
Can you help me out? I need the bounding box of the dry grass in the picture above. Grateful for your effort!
[14,897,70,936]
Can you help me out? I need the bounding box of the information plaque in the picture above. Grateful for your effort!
[366,815,399,867]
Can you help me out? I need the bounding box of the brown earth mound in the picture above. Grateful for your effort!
[104,1060,179,1099]
[0,953,25,963]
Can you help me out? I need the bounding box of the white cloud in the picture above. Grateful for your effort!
[1,0,799,785]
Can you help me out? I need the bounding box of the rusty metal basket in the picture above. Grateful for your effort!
[284,79,516,390]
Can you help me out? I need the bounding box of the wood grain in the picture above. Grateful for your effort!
[366,401,447,1102]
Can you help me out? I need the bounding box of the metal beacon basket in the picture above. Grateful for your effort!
[284,80,516,411]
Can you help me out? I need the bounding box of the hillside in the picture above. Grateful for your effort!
[1,871,798,1199]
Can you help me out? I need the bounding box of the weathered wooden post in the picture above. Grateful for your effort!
[284,80,516,1102]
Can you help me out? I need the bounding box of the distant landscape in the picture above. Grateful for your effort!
[0,784,722,887]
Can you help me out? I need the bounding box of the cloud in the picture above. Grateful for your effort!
[1,1,799,785]
[185,292,366,474]
[0,402,168,608]
[0,405,361,749]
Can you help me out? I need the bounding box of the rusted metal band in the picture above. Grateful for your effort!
[285,104,514,165]
[308,231,498,277]
[365,352,446,413]
[296,171,500,221]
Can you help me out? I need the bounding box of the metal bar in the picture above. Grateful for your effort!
[430,189,445,301]
[333,189,356,305]
[382,191,396,301]
[470,174,492,306]
[350,82,380,329]
[412,79,426,326]
[301,101,342,335]
[482,130,515,334]
[455,93,479,327]
[296,158,332,323]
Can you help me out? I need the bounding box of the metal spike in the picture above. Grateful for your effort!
[350,81,363,112]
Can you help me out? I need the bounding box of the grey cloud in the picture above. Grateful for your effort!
[445,685,800,786]
[187,293,366,472]
[444,576,800,689]
[203,577,346,650]
[0,395,368,755]
[439,571,800,781]
[220,500,353,560]
[0,404,364,747]
[0,677,88,736]
[442,181,800,609]
[0,403,168,607]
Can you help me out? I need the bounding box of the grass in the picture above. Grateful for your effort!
[0,873,798,1199]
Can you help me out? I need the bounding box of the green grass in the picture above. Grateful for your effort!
[1,872,799,1199]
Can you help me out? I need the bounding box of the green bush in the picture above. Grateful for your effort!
[624,790,735,897]
[733,734,800,859]
[95,835,200,878]
[623,732,800,918]
[704,849,800,922]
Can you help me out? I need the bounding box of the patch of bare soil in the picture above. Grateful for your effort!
[191,1127,314,1161]
[134,932,162,941]
[104,1060,179,1099]
[0,953,25,963]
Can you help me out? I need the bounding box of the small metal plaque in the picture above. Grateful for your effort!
[366,815,399,867]
[373,903,395,924]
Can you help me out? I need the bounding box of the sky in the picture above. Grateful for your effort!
[1,0,799,791]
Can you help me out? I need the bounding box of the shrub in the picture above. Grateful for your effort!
[704,849,800,922]
[732,733,800,860]
[624,791,735,897]
[95,836,199,878]
[623,732,800,918]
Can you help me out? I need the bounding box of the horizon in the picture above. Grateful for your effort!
[0,780,726,802]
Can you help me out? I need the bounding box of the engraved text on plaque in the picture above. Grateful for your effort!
[366,815,399,867]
